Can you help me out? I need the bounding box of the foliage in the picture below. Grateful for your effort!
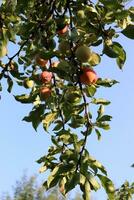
[115,181,134,200]
[1,174,82,200]
[0,0,134,199]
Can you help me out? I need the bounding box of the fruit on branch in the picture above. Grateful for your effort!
[40,71,53,83]
[58,40,71,56]
[35,56,48,67]
[40,87,51,99]
[51,61,59,68]
[24,79,34,89]
[57,25,69,35]
[77,10,86,20]
[80,67,98,85]
[75,46,91,62]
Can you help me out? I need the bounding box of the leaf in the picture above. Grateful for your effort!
[84,181,91,200]
[97,115,112,122]
[103,45,118,58]
[69,115,85,128]
[14,92,37,104]
[0,43,7,58]
[91,98,111,105]
[97,105,105,118]
[112,42,126,69]
[97,174,115,200]
[7,76,13,93]
[65,173,80,193]
[47,165,60,188]
[96,122,110,130]
[88,174,100,191]
[23,105,45,131]
[122,24,134,39]
[42,112,57,131]
[95,129,102,140]
[86,85,97,97]
[97,78,119,87]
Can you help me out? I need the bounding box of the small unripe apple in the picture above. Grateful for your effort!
[57,25,69,35]
[77,10,86,19]
[80,67,98,85]
[35,56,48,67]
[51,61,59,68]
[40,87,51,99]
[75,46,91,63]
[40,71,53,83]
[24,79,34,89]
[58,41,71,55]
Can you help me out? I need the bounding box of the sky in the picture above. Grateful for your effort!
[0,1,134,200]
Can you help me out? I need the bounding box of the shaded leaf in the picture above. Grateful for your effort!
[122,24,134,39]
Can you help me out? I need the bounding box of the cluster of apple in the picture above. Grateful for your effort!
[24,24,98,100]
[35,56,53,100]
[57,22,98,85]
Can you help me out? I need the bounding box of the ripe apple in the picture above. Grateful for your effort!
[40,87,51,99]
[75,46,91,63]
[24,79,34,88]
[35,56,48,67]
[57,25,69,35]
[40,71,53,83]
[80,67,98,85]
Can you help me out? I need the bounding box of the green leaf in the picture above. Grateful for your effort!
[91,98,111,105]
[122,24,134,39]
[112,42,126,69]
[86,85,97,97]
[84,181,91,200]
[96,122,110,130]
[97,115,112,122]
[47,165,60,188]
[95,129,102,140]
[23,105,45,131]
[65,173,80,193]
[0,43,7,58]
[103,45,118,58]
[97,78,119,87]
[88,174,100,191]
[69,115,85,128]
[7,76,13,93]
[97,174,115,200]
[97,105,105,118]
[14,92,37,104]
[42,112,57,131]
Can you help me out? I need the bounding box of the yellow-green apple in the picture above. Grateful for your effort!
[75,46,91,62]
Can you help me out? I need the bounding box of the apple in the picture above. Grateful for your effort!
[58,41,71,56]
[40,71,53,83]
[75,46,91,62]
[35,56,48,67]
[40,87,51,99]
[57,25,69,35]
[24,79,34,89]
[51,61,59,68]
[80,67,98,85]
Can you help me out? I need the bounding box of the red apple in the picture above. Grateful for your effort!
[35,56,48,67]
[40,87,51,99]
[40,71,53,83]
[57,25,69,35]
[80,67,98,85]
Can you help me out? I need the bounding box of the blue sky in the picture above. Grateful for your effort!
[0,2,134,200]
